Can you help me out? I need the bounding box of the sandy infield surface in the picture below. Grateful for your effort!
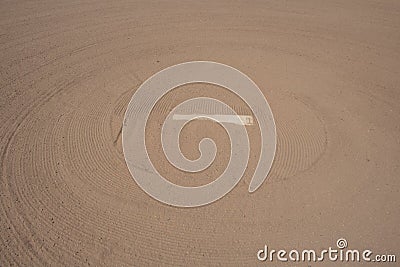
[1,0,399,266]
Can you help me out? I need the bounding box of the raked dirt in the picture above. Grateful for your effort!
[1,0,399,266]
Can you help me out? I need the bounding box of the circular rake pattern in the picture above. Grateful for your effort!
[3,1,396,266]
[110,87,327,183]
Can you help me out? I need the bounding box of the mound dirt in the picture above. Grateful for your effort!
[1,0,399,266]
